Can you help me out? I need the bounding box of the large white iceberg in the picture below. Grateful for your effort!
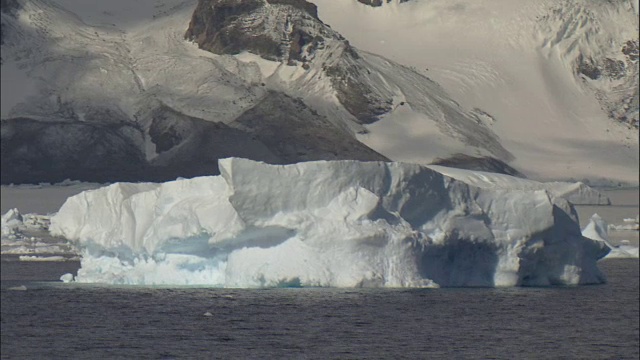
[50,158,609,287]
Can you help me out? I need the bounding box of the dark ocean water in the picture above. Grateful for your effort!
[1,258,638,359]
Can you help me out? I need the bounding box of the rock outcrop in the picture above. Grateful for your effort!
[185,0,394,124]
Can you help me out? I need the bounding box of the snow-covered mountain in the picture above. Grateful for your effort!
[313,0,639,185]
[1,0,638,185]
[0,0,386,183]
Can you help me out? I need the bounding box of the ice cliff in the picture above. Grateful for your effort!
[50,158,609,287]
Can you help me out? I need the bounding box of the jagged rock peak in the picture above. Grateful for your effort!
[184,0,394,124]
[185,0,325,64]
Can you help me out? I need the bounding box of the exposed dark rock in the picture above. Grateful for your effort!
[145,104,282,180]
[576,54,601,80]
[602,57,626,80]
[288,26,322,64]
[266,0,317,18]
[184,0,276,59]
[431,154,525,178]
[622,39,638,62]
[356,0,411,7]
[185,0,394,124]
[185,0,319,62]
[325,60,392,124]
[1,118,147,184]
[147,93,387,179]
[230,91,389,162]
[577,54,629,81]
[1,90,388,184]
[357,0,384,6]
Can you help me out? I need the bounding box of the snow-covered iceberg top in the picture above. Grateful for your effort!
[50,158,609,287]
[427,165,611,205]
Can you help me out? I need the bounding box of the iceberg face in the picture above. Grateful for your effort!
[50,158,609,287]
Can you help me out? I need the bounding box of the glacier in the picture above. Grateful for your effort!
[49,158,610,287]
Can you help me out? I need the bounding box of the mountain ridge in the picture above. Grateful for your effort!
[0,0,637,185]
[1,0,513,184]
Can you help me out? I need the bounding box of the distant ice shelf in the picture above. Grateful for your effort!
[48,158,610,287]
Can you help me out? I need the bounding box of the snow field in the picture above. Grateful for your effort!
[312,0,639,185]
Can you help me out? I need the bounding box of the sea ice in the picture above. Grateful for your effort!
[18,255,71,262]
[50,158,610,287]
[8,285,27,291]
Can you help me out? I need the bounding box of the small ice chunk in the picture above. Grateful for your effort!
[2,208,23,224]
[20,255,66,262]
[582,214,610,243]
[60,273,74,283]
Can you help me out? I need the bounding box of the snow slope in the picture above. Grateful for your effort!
[313,0,640,185]
[50,158,609,287]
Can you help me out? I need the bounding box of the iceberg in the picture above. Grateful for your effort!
[582,214,640,259]
[1,208,24,233]
[50,158,609,287]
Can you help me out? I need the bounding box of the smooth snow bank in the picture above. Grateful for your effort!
[582,213,639,259]
[427,165,611,205]
[50,158,609,287]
